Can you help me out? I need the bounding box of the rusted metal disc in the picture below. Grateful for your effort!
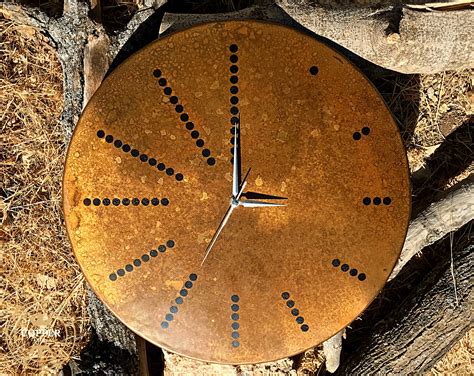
[63,20,410,364]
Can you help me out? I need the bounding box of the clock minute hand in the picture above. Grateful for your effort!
[232,115,241,198]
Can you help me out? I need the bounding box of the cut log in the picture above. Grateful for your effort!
[334,242,473,374]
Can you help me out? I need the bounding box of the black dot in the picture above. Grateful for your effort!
[230,75,238,84]
[341,264,349,272]
[230,106,239,115]
[122,198,130,206]
[185,281,193,289]
[230,86,238,94]
[231,313,239,320]
[180,113,189,122]
[231,331,239,339]
[132,198,140,206]
[158,78,166,86]
[175,105,183,113]
[230,54,238,63]
[122,144,131,152]
[83,198,91,206]
[186,122,194,130]
[157,163,166,171]
[105,135,113,143]
[141,198,149,206]
[170,96,178,104]
[230,65,238,74]
[176,173,184,181]
[170,306,178,313]
[373,197,382,205]
[133,259,141,267]
[131,149,139,157]
[150,249,158,257]
[191,130,199,139]
[140,154,148,162]
[231,116,239,125]
[161,321,169,329]
[97,130,105,138]
[180,289,188,297]
[309,66,319,75]
[383,197,392,205]
[151,198,159,206]
[141,254,150,262]
[301,324,309,332]
[109,273,117,281]
[332,259,341,267]
[207,157,216,166]
[125,264,133,272]
[362,126,371,135]
[93,198,100,206]
[161,198,169,206]
[231,295,239,303]
[286,300,295,308]
[230,44,238,52]
[166,168,174,176]
[232,341,240,348]
[230,96,239,105]
[358,273,367,281]
[153,69,161,77]
[175,297,183,304]
[167,240,175,248]
[117,269,125,277]
[196,139,204,147]
[164,87,172,95]
[102,198,110,206]
[363,197,371,205]
[353,132,362,140]
[350,268,358,276]
[114,139,122,148]
[158,245,166,253]
[232,322,239,330]
[202,149,211,157]
[148,158,157,166]
[296,316,304,324]
[291,308,299,316]
[231,304,239,312]
[189,273,197,281]
[281,292,290,300]
[112,198,120,206]
[165,314,173,321]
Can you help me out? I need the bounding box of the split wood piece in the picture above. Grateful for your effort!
[333,242,473,375]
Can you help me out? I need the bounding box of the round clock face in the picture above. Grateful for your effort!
[63,20,410,364]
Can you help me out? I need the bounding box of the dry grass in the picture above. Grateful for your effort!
[0,16,89,374]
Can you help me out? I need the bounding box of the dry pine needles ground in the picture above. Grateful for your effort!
[0,14,472,375]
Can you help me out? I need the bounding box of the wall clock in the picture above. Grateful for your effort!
[63,20,411,364]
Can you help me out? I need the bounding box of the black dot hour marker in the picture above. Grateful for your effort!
[102,198,110,206]
[362,126,370,135]
[309,66,319,75]
[363,196,392,206]
[96,131,183,181]
[230,55,238,63]
[83,198,91,206]
[281,292,310,332]
[332,259,367,281]
[158,78,166,86]
[153,69,161,77]
[353,132,362,140]
[161,273,198,328]
[105,135,113,143]
[84,197,169,207]
[164,87,172,95]
[230,44,238,53]
[354,126,371,140]
[230,294,240,348]
[341,264,349,272]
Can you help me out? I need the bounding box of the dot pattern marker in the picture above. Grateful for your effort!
[309,65,319,75]
[281,292,309,332]
[153,69,215,167]
[161,273,198,329]
[96,130,183,181]
[362,196,392,206]
[229,44,240,163]
[83,197,169,206]
[230,295,240,348]
[108,240,175,281]
[331,259,367,281]
[353,126,371,140]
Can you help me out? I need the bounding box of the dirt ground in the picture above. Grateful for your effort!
[1,13,472,375]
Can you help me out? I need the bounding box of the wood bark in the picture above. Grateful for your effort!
[334,242,473,375]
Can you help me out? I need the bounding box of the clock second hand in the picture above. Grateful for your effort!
[201,169,250,266]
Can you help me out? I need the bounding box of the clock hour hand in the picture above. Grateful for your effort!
[242,191,288,200]
[238,200,286,208]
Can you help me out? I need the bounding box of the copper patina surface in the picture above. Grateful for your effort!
[63,21,411,364]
